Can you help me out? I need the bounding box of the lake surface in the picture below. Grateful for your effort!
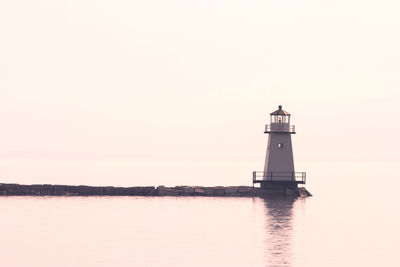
[1,162,399,266]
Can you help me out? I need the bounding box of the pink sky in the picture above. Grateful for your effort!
[0,0,399,186]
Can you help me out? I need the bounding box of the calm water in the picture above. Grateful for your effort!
[1,162,400,266]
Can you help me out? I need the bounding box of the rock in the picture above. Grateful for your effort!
[132,187,143,195]
[114,187,131,195]
[203,188,215,196]
[66,186,79,194]
[16,185,30,195]
[249,187,266,196]
[298,187,312,197]
[2,184,19,195]
[113,187,123,195]
[238,186,252,193]
[54,185,66,195]
[79,185,92,195]
[142,186,156,196]
[127,187,137,195]
[103,187,114,195]
[2,183,19,189]
[225,187,239,194]
[174,186,185,195]
[42,184,53,194]
[92,187,104,195]
[183,187,195,195]
[132,186,156,196]
[0,183,312,198]
[213,189,225,196]
[194,188,205,195]
[157,187,178,196]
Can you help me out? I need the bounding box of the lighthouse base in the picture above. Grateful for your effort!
[252,181,312,197]
[259,181,298,189]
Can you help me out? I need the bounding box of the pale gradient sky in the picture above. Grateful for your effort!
[0,0,399,186]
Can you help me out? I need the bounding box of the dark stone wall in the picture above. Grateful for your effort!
[0,183,311,197]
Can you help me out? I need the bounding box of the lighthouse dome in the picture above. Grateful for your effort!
[270,105,290,116]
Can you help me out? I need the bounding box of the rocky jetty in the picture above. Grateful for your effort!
[0,183,312,197]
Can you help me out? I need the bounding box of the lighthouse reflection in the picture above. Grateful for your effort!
[262,197,296,267]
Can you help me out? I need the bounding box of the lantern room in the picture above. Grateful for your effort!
[270,105,290,124]
[265,105,295,134]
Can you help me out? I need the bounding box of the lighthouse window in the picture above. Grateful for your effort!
[278,143,283,148]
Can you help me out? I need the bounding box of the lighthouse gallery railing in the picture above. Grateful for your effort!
[264,124,296,133]
[252,171,306,184]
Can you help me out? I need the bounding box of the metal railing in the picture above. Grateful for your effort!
[252,171,306,184]
[264,125,295,133]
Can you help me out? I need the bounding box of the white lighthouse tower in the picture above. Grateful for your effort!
[253,105,306,189]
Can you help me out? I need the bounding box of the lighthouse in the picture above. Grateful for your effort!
[253,105,306,189]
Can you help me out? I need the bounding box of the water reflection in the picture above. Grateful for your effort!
[263,197,296,267]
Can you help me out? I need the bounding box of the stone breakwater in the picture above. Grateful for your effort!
[0,183,312,197]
